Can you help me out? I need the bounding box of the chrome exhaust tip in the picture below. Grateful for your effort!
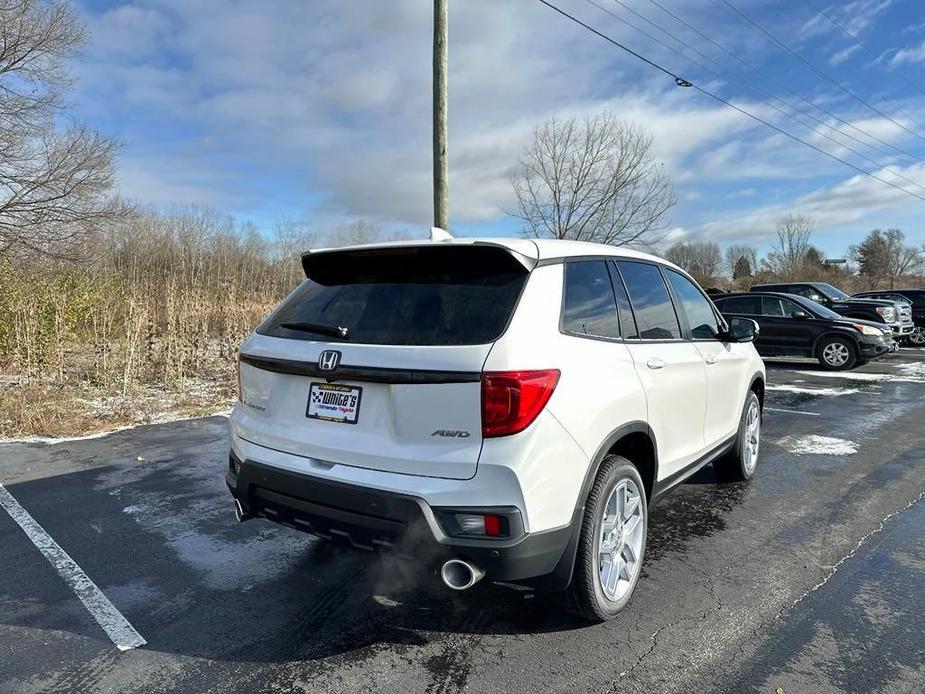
[233,499,252,523]
[440,559,485,591]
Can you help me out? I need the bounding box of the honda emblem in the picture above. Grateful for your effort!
[318,350,341,372]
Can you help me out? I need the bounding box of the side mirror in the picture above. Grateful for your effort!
[791,310,810,320]
[724,317,759,343]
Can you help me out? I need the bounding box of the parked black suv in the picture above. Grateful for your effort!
[714,292,896,370]
[750,282,914,338]
[852,289,925,345]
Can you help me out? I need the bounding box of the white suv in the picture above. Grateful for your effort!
[227,238,765,621]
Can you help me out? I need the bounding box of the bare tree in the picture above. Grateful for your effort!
[763,215,815,278]
[510,112,675,247]
[0,0,127,260]
[322,220,412,248]
[850,229,924,289]
[723,244,759,279]
[665,240,721,286]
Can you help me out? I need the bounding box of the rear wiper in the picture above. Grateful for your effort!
[280,321,349,339]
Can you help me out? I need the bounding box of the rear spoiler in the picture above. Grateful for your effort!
[299,239,539,277]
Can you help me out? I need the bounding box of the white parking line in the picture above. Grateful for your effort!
[0,484,146,651]
[765,407,821,416]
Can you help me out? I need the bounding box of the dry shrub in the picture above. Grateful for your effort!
[0,206,301,436]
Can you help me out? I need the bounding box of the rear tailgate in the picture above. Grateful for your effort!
[234,243,535,480]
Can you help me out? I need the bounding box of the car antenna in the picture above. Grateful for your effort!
[430,226,454,242]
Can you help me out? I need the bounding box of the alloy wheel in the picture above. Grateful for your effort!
[910,326,925,346]
[743,400,760,474]
[598,479,644,602]
[822,342,850,367]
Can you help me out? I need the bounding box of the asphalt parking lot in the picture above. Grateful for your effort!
[2,352,924,694]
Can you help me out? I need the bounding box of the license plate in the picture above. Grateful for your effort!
[306,383,362,424]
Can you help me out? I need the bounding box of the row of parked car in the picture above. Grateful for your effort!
[709,281,925,370]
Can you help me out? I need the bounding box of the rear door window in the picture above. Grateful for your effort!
[762,297,786,316]
[561,260,621,338]
[258,246,529,345]
[615,261,681,340]
[716,296,760,314]
[762,297,802,316]
[665,269,721,340]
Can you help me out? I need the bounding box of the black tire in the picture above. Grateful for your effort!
[714,391,761,482]
[816,336,858,371]
[566,456,647,622]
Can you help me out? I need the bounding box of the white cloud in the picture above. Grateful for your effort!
[699,162,925,241]
[890,40,925,66]
[830,43,862,66]
[69,0,925,247]
[801,0,892,39]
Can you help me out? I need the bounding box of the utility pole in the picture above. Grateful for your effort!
[433,0,448,230]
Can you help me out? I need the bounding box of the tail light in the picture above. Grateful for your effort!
[481,369,560,437]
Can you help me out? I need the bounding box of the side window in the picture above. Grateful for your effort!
[762,297,785,316]
[561,260,621,339]
[665,269,721,340]
[716,295,759,315]
[608,261,638,339]
[779,298,804,316]
[615,261,681,340]
[789,285,824,302]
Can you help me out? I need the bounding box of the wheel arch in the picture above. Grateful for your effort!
[812,329,861,356]
[538,422,657,593]
[748,371,765,412]
[579,422,659,509]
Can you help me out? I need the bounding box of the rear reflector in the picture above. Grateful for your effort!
[454,513,505,537]
[481,369,560,438]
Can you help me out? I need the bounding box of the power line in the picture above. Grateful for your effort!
[803,0,925,99]
[713,0,925,146]
[644,0,924,166]
[535,0,925,204]
[791,0,925,135]
[589,0,925,195]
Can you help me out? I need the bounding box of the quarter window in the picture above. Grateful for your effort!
[615,261,681,340]
[608,261,639,340]
[561,260,621,339]
[665,269,720,340]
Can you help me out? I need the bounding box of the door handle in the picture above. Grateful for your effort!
[646,357,665,370]
[704,353,718,365]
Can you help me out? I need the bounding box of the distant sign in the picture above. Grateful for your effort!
[825,258,847,265]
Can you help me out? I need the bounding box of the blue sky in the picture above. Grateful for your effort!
[71,0,925,257]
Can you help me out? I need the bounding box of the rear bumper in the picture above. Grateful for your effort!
[225,451,577,589]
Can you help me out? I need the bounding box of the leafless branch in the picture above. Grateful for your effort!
[509,111,676,247]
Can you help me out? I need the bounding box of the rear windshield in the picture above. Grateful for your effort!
[257,245,529,346]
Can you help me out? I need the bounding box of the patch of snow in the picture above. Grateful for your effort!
[0,407,234,446]
[766,384,860,396]
[890,361,925,383]
[776,434,858,456]
[792,370,889,382]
